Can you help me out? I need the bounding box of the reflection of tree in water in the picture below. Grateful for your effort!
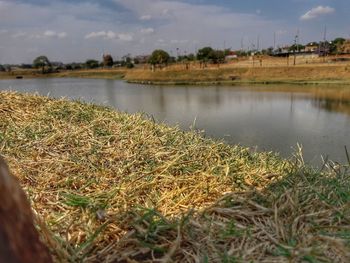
[312,97,350,116]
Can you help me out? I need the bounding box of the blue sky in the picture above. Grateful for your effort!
[0,0,349,63]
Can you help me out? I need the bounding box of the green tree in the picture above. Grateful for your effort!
[330,37,346,54]
[208,50,225,64]
[196,47,214,61]
[102,54,113,67]
[148,49,170,66]
[33,56,51,73]
[85,59,99,69]
[0,64,5,72]
[288,44,305,52]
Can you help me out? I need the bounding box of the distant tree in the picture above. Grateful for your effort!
[236,50,249,57]
[333,37,346,46]
[33,55,51,73]
[85,59,99,69]
[120,56,134,68]
[20,64,33,69]
[126,62,134,69]
[103,54,113,67]
[197,47,225,65]
[196,47,214,61]
[330,37,346,54]
[288,44,305,52]
[0,64,5,72]
[66,63,82,70]
[187,53,195,61]
[148,49,170,67]
[208,49,225,64]
[267,47,274,55]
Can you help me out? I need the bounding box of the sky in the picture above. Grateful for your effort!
[0,0,350,64]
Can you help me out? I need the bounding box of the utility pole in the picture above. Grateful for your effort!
[293,34,297,66]
[323,25,327,62]
[273,32,276,50]
[296,29,300,52]
[257,35,260,52]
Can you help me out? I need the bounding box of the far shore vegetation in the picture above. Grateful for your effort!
[2,37,350,84]
[1,91,349,262]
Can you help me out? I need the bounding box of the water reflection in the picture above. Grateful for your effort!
[0,78,349,166]
[312,98,350,115]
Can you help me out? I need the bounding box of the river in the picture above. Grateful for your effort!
[1,78,349,166]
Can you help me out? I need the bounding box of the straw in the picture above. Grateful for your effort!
[0,91,349,262]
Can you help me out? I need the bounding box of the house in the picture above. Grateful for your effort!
[305,42,319,53]
[225,51,238,60]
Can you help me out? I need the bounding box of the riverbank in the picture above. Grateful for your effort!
[124,65,350,85]
[0,91,349,262]
[0,68,126,80]
[2,63,350,85]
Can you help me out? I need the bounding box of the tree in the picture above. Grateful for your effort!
[0,64,5,72]
[33,56,51,74]
[148,49,170,67]
[208,50,225,64]
[102,54,113,67]
[196,47,214,61]
[197,47,225,64]
[288,44,305,52]
[85,59,99,69]
[330,37,346,54]
[120,55,134,68]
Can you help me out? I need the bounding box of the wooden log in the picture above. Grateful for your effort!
[0,156,52,263]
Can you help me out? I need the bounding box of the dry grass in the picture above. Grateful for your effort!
[124,65,350,85]
[0,69,126,80]
[0,91,349,262]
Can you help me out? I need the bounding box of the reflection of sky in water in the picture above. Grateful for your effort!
[0,78,350,166]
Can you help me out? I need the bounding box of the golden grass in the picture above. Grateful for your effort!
[0,69,126,80]
[124,65,350,85]
[0,91,349,262]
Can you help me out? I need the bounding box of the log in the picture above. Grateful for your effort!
[0,156,52,263]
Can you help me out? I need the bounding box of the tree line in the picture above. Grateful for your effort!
[1,37,349,73]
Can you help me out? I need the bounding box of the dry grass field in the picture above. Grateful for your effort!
[2,55,350,84]
[125,55,350,84]
[1,92,350,262]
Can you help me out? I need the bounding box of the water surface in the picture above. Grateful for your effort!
[0,78,349,166]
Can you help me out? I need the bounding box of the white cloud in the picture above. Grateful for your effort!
[118,33,133,41]
[57,32,67,38]
[12,32,27,38]
[85,31,133,41]
[140,27,154,34]
[2,0,344,64]
[170,39,188,44]
[300,6,335,21]
[43,30,67,38]
[140,15,152,20]
[85,31,107,39]
[12,30,67,39]
[44,30,56,37]
[115,0,278,48]
[85,30,116,39]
